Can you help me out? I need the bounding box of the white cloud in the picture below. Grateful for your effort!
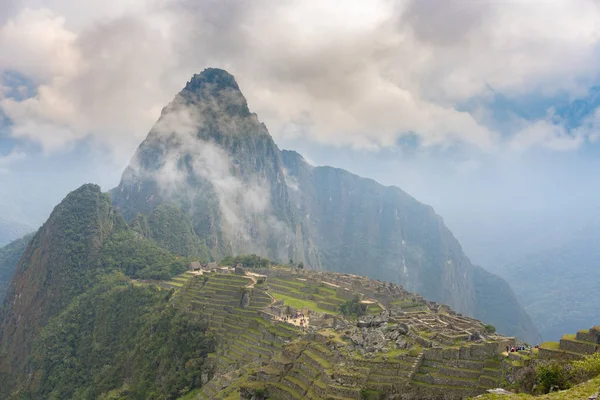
[0,149,26,173]
[0,0,599,161]
[510,120,583,152]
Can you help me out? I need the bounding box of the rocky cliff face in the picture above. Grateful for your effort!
[281,151,539,343]
[0,184,124,386]
[112,68,309,263]
[111,68,539,342]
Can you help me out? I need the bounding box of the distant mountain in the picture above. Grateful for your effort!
[112,68,539,343]
[0,218,31,247]
[0,235,31,307]
[497,223,600,341]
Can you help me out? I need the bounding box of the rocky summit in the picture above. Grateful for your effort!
[111,68,539,343]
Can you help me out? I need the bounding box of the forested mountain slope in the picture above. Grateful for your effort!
[0,234,32,306]
[0,184,214,398]
[112,68,539,343]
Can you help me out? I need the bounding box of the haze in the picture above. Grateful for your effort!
[1,1,600,321]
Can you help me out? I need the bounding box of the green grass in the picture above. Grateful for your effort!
[540,341,560,350]
[271,293,331,313]
[472,375,600,399]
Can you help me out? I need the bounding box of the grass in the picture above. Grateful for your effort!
[472,375,600,399]
[271,293,331,313]
[540,341,561,350]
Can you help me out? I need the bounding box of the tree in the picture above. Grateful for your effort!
[297,262,304,269]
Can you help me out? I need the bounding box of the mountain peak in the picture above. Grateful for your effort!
[176,67,251,118]
[184,68,241,94]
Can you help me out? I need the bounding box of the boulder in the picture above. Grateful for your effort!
[363,329,386,352]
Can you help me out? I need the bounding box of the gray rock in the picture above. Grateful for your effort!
[397,323,409,335]
[240,292,250,309]
[588,394,598,400]
[363,329,386,352]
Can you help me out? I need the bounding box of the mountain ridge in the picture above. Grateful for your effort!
[111,68,539,343]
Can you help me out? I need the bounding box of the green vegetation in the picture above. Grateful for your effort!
[271,293,330,313]
[145,205,210,259]
[340,295,367,317]
[100,230,188,280]
[509,352,600,395]
[221,254,271,269]
[0,233,32,306]
[25,272,215,400]
[484,324,497,334]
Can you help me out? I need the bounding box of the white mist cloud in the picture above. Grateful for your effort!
[0,0,599,164]
[127,95,288,248]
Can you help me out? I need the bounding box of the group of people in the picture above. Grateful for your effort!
[506,345,536,353]
[283,312,308,327]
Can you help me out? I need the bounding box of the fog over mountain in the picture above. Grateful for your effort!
[1,0,600,341]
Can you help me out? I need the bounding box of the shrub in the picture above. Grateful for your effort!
[535,360,573,394]
[572,352,600,380]
[340,295,367,317]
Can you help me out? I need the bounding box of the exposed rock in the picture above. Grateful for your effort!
[240,291,250,309]
[362,329,386,352]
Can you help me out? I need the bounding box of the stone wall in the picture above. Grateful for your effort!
[560,339,598,355]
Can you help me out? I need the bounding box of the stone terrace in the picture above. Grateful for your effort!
[538,326,600,361]
[165,267,518,399]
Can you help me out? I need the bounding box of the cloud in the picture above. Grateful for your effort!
[0,0,599,161]
[125,94,292,253]
[0,149,26,173]
[510,120,583,152]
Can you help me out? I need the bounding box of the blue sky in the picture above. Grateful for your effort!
[1,0,600,270]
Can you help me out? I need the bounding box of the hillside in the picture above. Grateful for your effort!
[0,184,213,398]
[170,265,522,400]
[0,182,526,400]
[0,234,32,306]
[111,68,539,343]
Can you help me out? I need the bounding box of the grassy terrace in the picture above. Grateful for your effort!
[540,341,560,350]
[271,292,331,313]
[473,375,600,400]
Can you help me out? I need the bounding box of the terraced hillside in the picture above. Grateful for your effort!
[161,266,521,400]
[537,326,600,361]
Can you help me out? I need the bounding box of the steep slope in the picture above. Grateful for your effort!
[497,224,600,341]
[112,68,306,263]
[0,184,214,399]
[112,68,538,342]
[0,234,32,307]
[282,150,539,343]
[0,184,125,389]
